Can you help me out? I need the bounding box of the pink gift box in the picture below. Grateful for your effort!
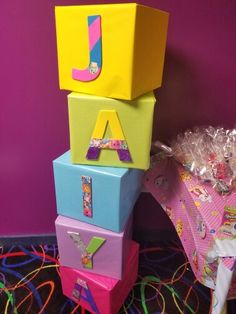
[59,241,139,314]
[55,215,132,279]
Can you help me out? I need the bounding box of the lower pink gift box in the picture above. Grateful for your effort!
[59,241,139,314]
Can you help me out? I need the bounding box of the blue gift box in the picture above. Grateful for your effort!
[53,151,143,232]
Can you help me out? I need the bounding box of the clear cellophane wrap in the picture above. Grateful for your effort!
[169,126,236,195]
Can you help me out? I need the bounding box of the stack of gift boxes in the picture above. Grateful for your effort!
[53,3,168,314]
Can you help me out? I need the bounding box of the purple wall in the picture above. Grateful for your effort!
[1,1,235,236]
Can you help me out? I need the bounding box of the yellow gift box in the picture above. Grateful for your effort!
[68,92,156,170]
[55,3,169,100]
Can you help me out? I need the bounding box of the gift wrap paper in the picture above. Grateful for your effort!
[53,151,143,232]
[55,215,132,279]
[68,92,156,170]
[60,241,139,314]
[144,156,236,314]
[55,3,169,100]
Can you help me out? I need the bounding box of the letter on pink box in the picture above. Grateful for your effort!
[59,241,139,314]
[55,215,132,279]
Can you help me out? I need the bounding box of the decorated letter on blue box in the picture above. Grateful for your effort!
[53,151,143,232]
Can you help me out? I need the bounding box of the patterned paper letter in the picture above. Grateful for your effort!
[72,278,99,313]
[72,15,102,82]
[68,231,105,269]
[86,110,132,162]
[82,175,93,217]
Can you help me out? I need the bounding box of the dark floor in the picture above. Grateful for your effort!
[0,236,235,314]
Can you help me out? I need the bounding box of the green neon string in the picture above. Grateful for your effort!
[140,275,195,314]
[0,281,18,314]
